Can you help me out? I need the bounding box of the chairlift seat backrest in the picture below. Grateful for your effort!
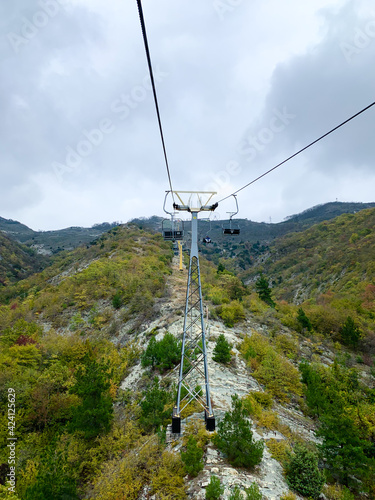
[223,228,240,235]
[163,230,184,241]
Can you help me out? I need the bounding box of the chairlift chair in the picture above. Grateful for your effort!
[222,195,240,235]
[162,191,184,241]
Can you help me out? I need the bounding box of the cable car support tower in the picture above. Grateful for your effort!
[170,191,218,433]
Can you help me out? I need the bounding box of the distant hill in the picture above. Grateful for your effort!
[0,232,48,286]
[0,217,119,254]
[132,202,375,246]
[242,207,375,304]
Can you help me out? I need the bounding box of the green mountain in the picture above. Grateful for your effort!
[0,211,374,499]
[0,232,48,286]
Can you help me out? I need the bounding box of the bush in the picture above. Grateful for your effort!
[216,300,245,327]
[213,394,264,469]
[141,333,181,373]
[228,486,243,500]
[245,483,263,500]
[212,334,232,364]
[180,436,204,477]
[285,444,324,499]
[266,438,291,465]
[206,475,224,499]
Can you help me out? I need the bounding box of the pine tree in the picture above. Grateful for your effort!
[69,352,113,439]
[181,436,204,477]
[212,334,232,364]
[255,274,275,307]
[285,444,324,499]
[213,394,264,469]
[296,308,313,332]
[340,316,361,348]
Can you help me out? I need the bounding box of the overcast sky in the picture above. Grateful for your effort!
[1,0,375,230]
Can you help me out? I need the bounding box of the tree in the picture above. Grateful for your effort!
[255,275,275,307]
[340,316,361,348]
[180,435,204,477]
[140,377,173,432]
[213,394,264,468]
[141,333,181,372]
[296,308,312,332]
[69,352,113,439]
[318,412,371,489]
[212,334,232,364]
[285,444,324,499]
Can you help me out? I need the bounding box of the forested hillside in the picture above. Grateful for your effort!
[0,233,48,286]
[0,216,374,499]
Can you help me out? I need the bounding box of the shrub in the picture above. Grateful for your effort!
[212,334,232,364]
[266,438,291,464]
[323,484,355,500]
[216,300,245,327]
[280,493,297,500]
[205,475,224,499]
[213,394,264,469]
[180,436,204,477]
[285,444,324,499]
[228,486,243,500]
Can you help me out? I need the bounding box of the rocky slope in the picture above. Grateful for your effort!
[120,256,329,499]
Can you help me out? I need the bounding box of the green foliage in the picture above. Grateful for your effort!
[141,333,181,373]
[266,438,291,464]
[228,486,243,500]
[296,308,312,332]
[245,483,263,500]
[340,316,361,348]
[139,378,173,432]
[205,475,224,499]
[299,360,374,491]
[216,300,245,327]
[23,441,79,500]
[241,333,302,401]
[213,394,264,469]
[212,334,232,364]
[112,291,122,309]
[255,274,275,307]
[285,444,324,499]
[69,352,113,439]
[180,435,204,477]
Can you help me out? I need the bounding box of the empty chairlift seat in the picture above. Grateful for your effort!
[162,219,184,241]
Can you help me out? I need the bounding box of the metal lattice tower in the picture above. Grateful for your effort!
[171,192,218,433]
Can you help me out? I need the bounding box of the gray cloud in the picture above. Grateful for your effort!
[0,0,374,229]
